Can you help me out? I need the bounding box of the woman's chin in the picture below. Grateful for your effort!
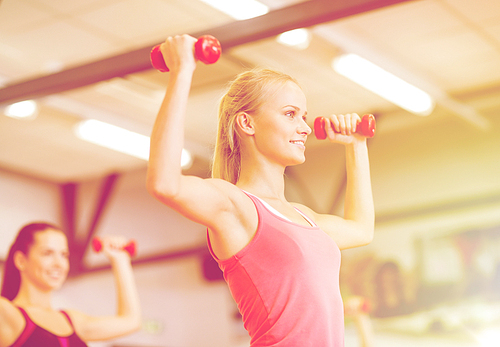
[290,155,306,166]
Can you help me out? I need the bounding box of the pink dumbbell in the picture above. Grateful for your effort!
[92,236,137,257]
[150,35,221,72]
[314,114,376,139]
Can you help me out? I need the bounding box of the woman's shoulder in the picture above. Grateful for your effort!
[60,308,87,330]
[0,298,25,346]
[0,296,19,317]
[207,178,252,208]
[207,180,258,232]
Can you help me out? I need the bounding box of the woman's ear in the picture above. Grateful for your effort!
[236,112,255,136]
[14,251,27,272]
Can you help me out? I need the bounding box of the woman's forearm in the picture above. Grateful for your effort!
[354,314,375,347]
[344,140,375,243]
[111,256,141,325]
[147,69,194,198]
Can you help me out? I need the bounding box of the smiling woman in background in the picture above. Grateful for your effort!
[0,222,141,347]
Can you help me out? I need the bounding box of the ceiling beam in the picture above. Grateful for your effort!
[0,0,411,106]
[74,244,209,276]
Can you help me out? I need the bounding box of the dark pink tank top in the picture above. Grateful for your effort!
[10,307,88,347]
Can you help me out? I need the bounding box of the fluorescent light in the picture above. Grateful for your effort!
[199,0,268,20]
[333,53,434,116]
[75,119,193,169]
[277,29,311,50]
[4,100,38,119]
[76,119,150,160]
[478,328,500,347]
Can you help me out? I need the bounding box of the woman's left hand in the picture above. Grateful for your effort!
[98,235,131,260]
[323,113,365,144]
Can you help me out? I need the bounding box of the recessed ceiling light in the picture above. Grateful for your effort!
[198,0,268,20]
[4,100,38,120]
[277,29,311,50]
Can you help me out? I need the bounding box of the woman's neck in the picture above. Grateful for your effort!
[13,283,53,309]
[237,132,293,200]
[237,163,287,201]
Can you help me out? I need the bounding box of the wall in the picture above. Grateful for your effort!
[0,168,249,347]
[56,258,243,347]
[2,106,500,345]
[0,169,60,258]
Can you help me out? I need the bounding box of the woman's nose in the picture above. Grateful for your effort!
[298,119,312,135]
[53,253,68,267]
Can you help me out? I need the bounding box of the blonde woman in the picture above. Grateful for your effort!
[0,222,141,347]
[147,34,374,347]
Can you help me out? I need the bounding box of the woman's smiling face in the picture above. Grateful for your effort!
[19,229,70,292]
[251,81,311,166]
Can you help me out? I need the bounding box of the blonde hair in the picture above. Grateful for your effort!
[212,68,299,184]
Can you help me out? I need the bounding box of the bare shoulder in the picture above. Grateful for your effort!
[290,202,344,227]
[62,309,87,330]
[206,178,256,224]
[205,180,258,259]
[0,297,20,320]
[291,201,364,250]
[63,308,84,320]
[204,177,237,194]
[0,298,24,347]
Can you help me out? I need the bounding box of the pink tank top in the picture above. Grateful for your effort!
[207,191,344,346]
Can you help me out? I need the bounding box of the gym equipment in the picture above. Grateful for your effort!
[314,114,376,139]
[92,237,137,257]
[150,35,221,72]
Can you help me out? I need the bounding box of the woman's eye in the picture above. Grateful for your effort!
[286,111,295,117]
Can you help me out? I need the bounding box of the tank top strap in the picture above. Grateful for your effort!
[60,311,75,329]
[242,190,290,221]
[11,307,37,347]
[244,190,317,227]
[293,206,317,227]
[61,311,89,347]
[15,306,30,321]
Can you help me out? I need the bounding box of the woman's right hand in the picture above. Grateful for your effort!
[323,113,366,145]
[97,235,132,263]
[344,296,371,317]
[159,35,198,74]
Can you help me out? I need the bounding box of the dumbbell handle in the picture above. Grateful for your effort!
[345,297,372,315]
[92,237,137,257]
[150,35,221,72]
[314,114,376,139]
[360,298,372,313]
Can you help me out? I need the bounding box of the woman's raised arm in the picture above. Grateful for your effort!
[145,35,245,233]
[296,113,375,250]
[68,237,141,341]
[146,35,198,200]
